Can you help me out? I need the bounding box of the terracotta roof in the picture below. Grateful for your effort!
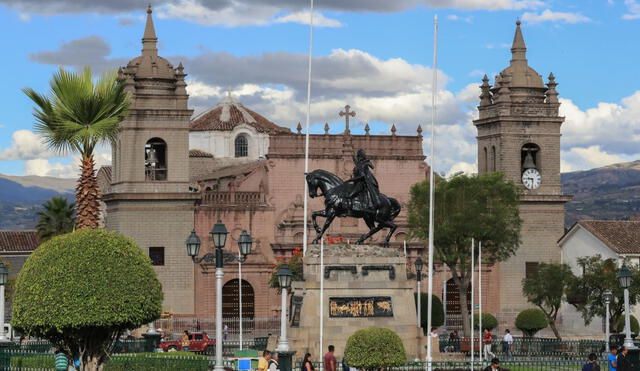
[190,95,290,134]
[0,231,39,253]
[197,160,265,181]
[574,220,640,254]
[189,149,214,158]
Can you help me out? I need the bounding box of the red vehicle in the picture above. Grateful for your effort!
[159,331,216,354]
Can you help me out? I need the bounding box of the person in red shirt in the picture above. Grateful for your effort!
[324,345,337,371]
[483,329,496,360]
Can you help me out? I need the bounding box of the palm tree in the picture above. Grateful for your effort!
[24,67,130,228]
[36,196,75,242]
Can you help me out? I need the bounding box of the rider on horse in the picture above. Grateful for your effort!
[346,149,381,210]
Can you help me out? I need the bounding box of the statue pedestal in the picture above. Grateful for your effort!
[288,244,426,361]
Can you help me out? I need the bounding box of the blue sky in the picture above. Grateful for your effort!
[1,0,640,177]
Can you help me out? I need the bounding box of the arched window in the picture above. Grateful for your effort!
[445,278,472,331]
[491,146,497,172]
[483,147,488,173]
[145,138,167,181]
[235,135,248,158]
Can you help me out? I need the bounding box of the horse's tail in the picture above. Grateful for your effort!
[388,197,401,221]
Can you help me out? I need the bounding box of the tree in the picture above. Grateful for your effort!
[473,313,498,331]
[522,262,575,340]
[35,197,75,242]
[344,327,406,370]
[515,308,548,337]
[415,293,444,334]
[24,67,130,229]
[12,229,162,371]
[613,315,639,334]
[408,173,522,336]
[269,247,303,292]
[567,255,640,331]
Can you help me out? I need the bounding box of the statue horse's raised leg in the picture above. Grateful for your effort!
[311,210,326,234]
[311,208,336,244]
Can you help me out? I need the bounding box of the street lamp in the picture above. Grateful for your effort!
[0,262,8,342]
[617,263,635,349]
[185,220,231,371]
[276,265,293,352]
[415,257,424,330]
[604,289,612,352]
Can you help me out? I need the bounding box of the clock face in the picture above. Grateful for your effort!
[522,168,541,190]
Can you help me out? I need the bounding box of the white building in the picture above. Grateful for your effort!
[559,220,640,336]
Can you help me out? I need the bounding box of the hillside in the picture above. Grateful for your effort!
[0,174,74,230]
[562,160,640,227]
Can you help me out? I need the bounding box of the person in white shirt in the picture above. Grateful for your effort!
[268,352,279,371]
[502,329,514,359]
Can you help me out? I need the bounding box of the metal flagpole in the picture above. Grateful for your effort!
[239,258,243,350]
[302,0,314,256]
[479,241,482,365]
[426,14,438,371]
[471,238,475,371]
[320,237,324,361]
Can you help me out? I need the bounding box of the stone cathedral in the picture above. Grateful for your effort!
[99,8,570,334]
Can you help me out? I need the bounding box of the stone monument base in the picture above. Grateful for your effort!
[288,244,427,361]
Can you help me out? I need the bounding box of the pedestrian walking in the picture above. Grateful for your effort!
[618,346,631,371]
[483,328,495,360]
[268,352,279,371]
[223,324,229,341]
[501,329,513,359]
[582,353,601,371]
[258,350,271,371]
[302,353,315,371]
[324,345,337,371]
[180,330,190,351]
[608,346,618,371]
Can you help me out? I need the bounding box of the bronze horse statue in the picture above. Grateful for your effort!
[306,169,401,247]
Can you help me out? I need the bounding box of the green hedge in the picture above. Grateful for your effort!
[9,352,208,371]
[515,308,548,337]
[473,312,498,331]
[344,327,406,369]
[613,315,640,334]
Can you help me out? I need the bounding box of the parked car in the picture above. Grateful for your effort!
[159,331,216,354]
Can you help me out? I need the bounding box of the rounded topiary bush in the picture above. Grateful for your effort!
[344,327,406,369]
[515,308,548,337]
[473,312,498,331]
[613,315,639,334]
[414,293,445,331]
[12,229,163,371]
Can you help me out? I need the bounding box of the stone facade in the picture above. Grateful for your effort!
[473,21,571,324]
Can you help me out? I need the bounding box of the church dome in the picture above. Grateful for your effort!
[190,94,290,134]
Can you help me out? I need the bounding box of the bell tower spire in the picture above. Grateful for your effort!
[511,20,527,64]
[142,5,158,57]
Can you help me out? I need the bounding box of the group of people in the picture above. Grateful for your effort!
[597,345,632,371]
[258,345,347,371]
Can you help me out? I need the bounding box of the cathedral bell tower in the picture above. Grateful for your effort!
[473,21,571,317]
[104,6,199,314]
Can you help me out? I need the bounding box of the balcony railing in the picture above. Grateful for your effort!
[201,191,264,207]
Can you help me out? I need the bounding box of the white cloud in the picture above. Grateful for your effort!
[24,159,76,178]
[0,130,50,161]
[446,161,478,176]
[157,0,277,27]
[561,146,633,172]
[19,12,30,21]
[521,9,591,24]
[274,11,343,27]
[623,0,640,19]
[446,14,473,22]
[485,43,511,49]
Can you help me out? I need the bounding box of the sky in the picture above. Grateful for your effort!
[1,0,640,178]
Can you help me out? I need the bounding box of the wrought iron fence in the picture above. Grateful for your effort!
[300,360,608,371]
[438,337,606,359]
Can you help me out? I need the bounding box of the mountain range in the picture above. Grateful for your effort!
[1,160,640,230]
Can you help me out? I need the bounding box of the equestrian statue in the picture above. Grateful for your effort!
[306,149,401,247]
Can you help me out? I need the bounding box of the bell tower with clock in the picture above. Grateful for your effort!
[473,21,571,319]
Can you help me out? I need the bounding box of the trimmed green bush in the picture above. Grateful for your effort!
[414,293,445,331]
[12,229,163,371]
[473,312,498,331]
[344,327,406,369]
[106,353,208,371]
[10,354,54,369]
[515,308,548,337]
[613,315,640,334]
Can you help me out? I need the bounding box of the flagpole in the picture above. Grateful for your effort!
[426,14,438,371]
[319,237,324,361]
[479,241,483,365]
[302,0,314,256]
[471,238,475,371]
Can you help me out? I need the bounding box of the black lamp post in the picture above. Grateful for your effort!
[186,221,253,370]
[617,263,635,349]
[0,262,7,342]
[415,257,423,329]
[604,289,612,351]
